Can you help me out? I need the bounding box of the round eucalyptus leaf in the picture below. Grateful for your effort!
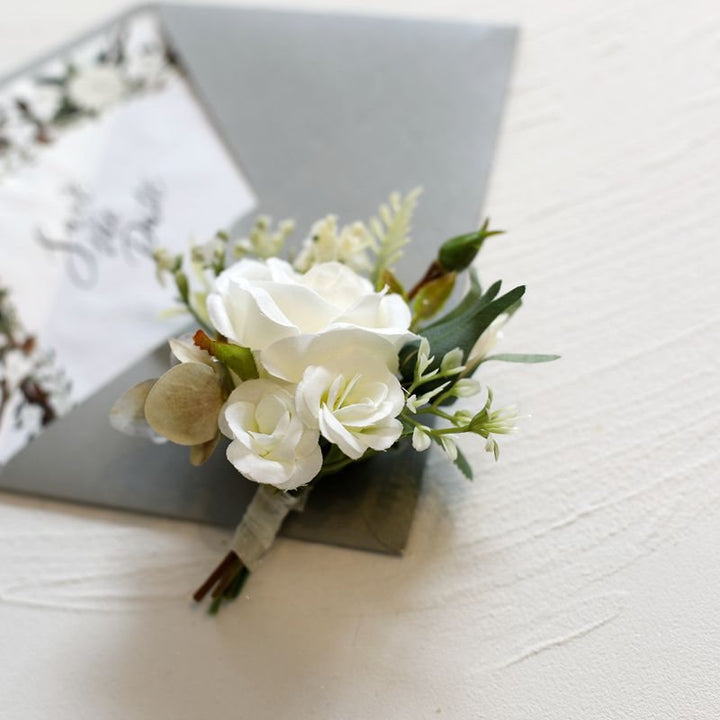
[144,363,223,446]
[189,434,221,466]
[109,379,163,441]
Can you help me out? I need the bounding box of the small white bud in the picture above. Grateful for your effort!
[417,337,433,376]
[440,347,464,374]
[412,426,432,452]
[453,409,473,425]
[440,436,458,462]
[452,379,481,398]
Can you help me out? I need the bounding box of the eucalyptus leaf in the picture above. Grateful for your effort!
[109,379,161,441]
[144,363,223,446]
[190,434,221,466]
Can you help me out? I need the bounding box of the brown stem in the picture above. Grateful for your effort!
[193,550,240,602]
[407,260,446,300]
[211,556,243,599]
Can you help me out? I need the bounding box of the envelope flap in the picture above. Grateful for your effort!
[158,4,517,277]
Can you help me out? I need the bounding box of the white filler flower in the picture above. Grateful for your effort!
[262,329,405,460]
[67,65,127,113]
[219,379,322,491]
[294,215,374,273]
[207,258,412,351]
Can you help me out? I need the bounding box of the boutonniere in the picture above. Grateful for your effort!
[111,190,558,613]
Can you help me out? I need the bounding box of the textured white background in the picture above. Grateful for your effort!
[1,1,719,718]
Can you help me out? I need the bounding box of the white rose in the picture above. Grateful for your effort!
[261,330,405,460]
[219,379,322,490]
[207,258,412,351]
[67,65,126,113]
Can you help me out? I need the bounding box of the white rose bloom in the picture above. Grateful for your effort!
[261,330,405,460]
[219,379,322,490]
[67,65,127,112]
[207,258,412,352]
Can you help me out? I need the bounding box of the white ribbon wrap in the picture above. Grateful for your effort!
[231,485,308,570]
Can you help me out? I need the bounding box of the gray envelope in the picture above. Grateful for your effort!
[0,3,516,554]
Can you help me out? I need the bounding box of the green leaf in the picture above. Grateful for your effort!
[174,270,189,304]
[379,268,408,298]
[430,434,473,480]
[437,218,504,272]
[423,275,499,331]
[193,330,258,380]
[400,284,526,385]
[481,353,560,364]
[453,445,473,480]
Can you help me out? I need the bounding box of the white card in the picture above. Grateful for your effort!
[0,12,256,464]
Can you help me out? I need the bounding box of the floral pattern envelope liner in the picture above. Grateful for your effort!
[0,11,256,465]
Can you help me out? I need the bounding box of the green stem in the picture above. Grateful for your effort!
[401,410,469,437]
[426,407,455,422]
[317,449,379,478]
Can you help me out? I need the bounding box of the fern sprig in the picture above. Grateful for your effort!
[369,187,422,289]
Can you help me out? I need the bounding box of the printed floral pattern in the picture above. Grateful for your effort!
[0,14,179,177]
[0,284,71,451]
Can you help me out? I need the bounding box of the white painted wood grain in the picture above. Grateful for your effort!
[1,1,719,718]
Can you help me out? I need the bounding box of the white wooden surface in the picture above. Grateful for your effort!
[1,1,719,717]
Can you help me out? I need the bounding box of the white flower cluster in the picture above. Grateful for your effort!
[293,215,375,273]
[204,258,414,490]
